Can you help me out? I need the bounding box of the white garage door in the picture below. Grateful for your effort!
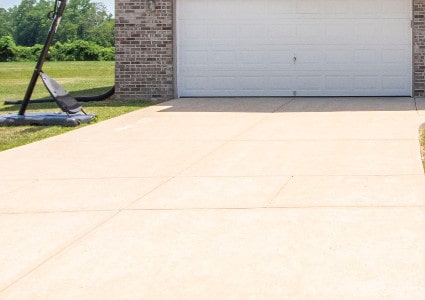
[177,0,412,97]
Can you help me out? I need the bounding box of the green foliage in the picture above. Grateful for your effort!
[11,0,53,46]
[85,19,115,47]
[49,40,114,61]
[0,8,13,37]
[1,0,115,49]
[99,47,115,61]
[0,1,115,61]
[57,0,114,47]
[3,39,114,62]
[59,40,101,61]
[0,36,17,61]
[14,44,43,61]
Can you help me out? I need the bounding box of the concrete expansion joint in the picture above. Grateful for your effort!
[119,140,232,211]
[414,97,420,113]
[0,209,119,216]
[121,176,174,210]
[120,206,425,211]
[228,99,296,140]
[5,205,425,215]
[0,211,119,295]
[272,97,297,113]
[268,175,295,206]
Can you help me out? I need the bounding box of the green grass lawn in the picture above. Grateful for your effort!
[0,61,150,151]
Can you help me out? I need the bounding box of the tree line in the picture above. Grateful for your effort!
[0,0,115,61]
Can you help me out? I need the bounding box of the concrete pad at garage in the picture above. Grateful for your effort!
[1,97,425,299]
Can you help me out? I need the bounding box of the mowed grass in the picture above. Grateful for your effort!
[0,61,151,151]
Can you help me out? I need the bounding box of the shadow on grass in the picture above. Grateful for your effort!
[20,127,44,133]
[1,86,150,113]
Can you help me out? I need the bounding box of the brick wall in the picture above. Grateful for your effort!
[414,0,425,97]
[115,0,174,101]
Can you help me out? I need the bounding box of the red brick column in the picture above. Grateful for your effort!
[414,0,425,96]
[115,0,174,101]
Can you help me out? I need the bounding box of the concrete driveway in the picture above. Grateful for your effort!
[1,97,425,299]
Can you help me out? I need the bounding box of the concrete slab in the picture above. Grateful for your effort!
[0,211,113,292]
[1,209,424,299]
[0,179,36,198]
[0,139,223,179]
[182,140,423,177]
[61,113,266,142]
[238,111,421,140]
[0,97,424,299]
[272,175,425,207]
[0,177,167,213]
[130,176,290,209]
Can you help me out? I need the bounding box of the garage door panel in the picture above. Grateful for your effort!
[238,25,269,43]
[383,0,411,15]
[382,76,409,90]
[325,49,354,64]
[181,22,207,40]
[208,24,238,40]
[354,76,379,90]
[239,51,269,65]
[382,48,411,64]
[296,23,326,44]
[354,22,380,44]
[269,24,297,41]
[212,51,237,65]
[354,49,378,64]
[210,77,238,90]
[325,76,353,91]
[268,51,294,66]
[297,75,323,91]
[324,22,355,43]
[241,0,268,16]
[266,0,297,14]
[239,77,267,91]
[269,76,296,91]
[178,1,208,19]
[183,76,208,91]
[324,0,352,14]
[353,0,380,15]
[382,20,411,44]
[296,0,323,14]
[177,0,412,97]
[295,48,325,65]
[206,1,241,19]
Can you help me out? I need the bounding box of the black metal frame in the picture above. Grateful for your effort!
[18,0,68,115]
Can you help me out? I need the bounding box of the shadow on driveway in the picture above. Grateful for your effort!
[158,97,418,113]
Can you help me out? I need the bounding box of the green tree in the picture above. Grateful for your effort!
[86,18,114,47]
[0,36,17,61]
[11,0,54,46]
[0,8,13,37]
[3,0,115,51]
[57,0,114,45]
